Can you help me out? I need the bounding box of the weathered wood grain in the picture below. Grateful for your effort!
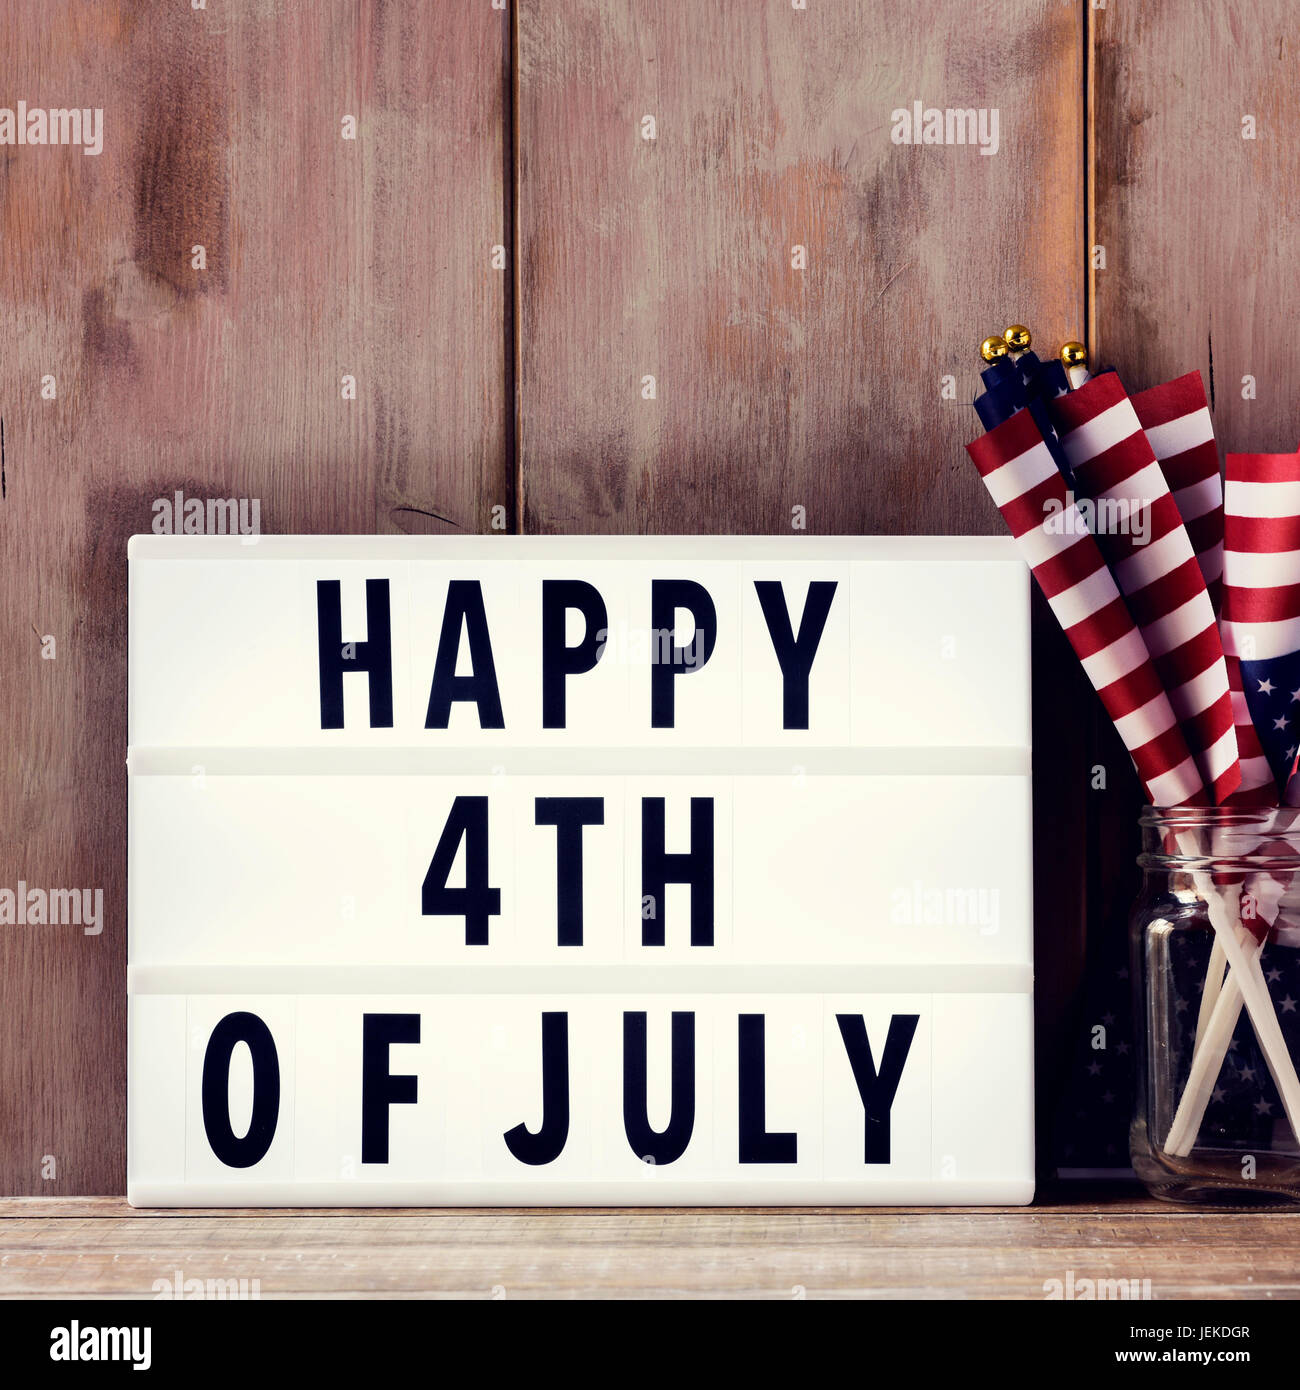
[1,1195,1296,1298]
[1091,1,1300,449]
[516,0,1091,1170]
[0,0,509,1194]
[9,0,1248,1201]
[1083,2,1300,1168]
[515,0,1084,535]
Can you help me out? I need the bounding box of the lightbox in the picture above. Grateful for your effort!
[127,535,1033,1205]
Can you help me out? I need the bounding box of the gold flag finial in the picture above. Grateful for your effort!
[980,335,1010,364]
[1003,324,1032,353]
[1060,341,1088,369]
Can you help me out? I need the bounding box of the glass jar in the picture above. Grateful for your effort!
[1132,806,1300,1204]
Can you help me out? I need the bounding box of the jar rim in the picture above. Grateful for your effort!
[1139,805,1296,827]
[1139,804,1300,872]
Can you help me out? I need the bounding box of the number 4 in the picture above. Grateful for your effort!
[420,796,501,945]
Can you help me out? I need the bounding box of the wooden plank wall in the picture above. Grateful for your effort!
[1070,0,1300,1168]
[517,0,1083,535]
[1091,1,1300,452]
[12,0,1287,1193]
[0,0,509,1194]
[515,0,1087,1179]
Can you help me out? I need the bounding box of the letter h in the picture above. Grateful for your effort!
[641,797,714,947]
[317,578,394,729]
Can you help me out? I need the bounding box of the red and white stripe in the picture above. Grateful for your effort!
[1049,372,1240,804]
[1131,371,1224,613]
[1221,453,1300,645]
[1223,656,1277,804]
[1127,373,1264,802]
[967,407,1202,806]
[1222,451,1300,802]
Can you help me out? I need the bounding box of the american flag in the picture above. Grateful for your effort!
[1048,372,1240,804]
[1056,913,1300,1174]
[1132,371,1225,613]
[1222,451,1300,797]
[967,406,1202,805]
[1130,373,1271,803]
[1224,656,1278,804]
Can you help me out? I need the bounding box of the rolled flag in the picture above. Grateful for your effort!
[967,406,1202,806]
[1163,448,1296,1155]
[1130,372,1261,804]
[973,371,1300,1152]
[973,345,1034,432]
[1048,372,1241,804]
[1223,656,1279,805]
[973,332,1070,476]
[1221,451,1300,799]
[1131,372,1225,613]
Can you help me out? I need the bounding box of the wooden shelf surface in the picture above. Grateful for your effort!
[1,1192,1296,1299]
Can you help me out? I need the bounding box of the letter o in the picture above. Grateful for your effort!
[201,1011,281,1168]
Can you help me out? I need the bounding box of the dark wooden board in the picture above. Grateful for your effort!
[16,0,1285,1195]
[515,0,1084,535]
[0,0,510,1193]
